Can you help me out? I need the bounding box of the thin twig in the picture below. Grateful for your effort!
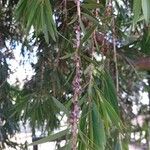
[110,0,119,92]
[0,78,7,88]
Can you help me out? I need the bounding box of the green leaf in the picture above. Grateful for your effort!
[26,0,39,33]
[82,3,102,9]
[60,53,74,60]
[68,15,77,25]
[78,101,91,150]
[35,7,42,35]
[79,18,86,35]
[15,0,28,20]
[78,129,95,150]
[44,0,57,41]
[15,0,57,43]
[99,70,119,114]
[52,97,69,116]
[92,102,106,150]
[103,99,123,129]
[133,0,142,24]
[41,3,49,43]
[99,98,111,129]
[142,0,150,24]
[57,31,73,45]
[29,129,69,146]
[78,130,89,149]
[81,53,99,66]
[81,24,97,44]
[65,141,72,150]
[81,12,99,25]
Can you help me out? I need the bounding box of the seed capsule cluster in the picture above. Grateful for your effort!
[70,0,82,149]
[70,53,81,150]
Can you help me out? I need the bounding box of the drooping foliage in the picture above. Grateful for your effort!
[0,0,150,149]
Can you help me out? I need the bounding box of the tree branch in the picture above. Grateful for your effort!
[95,32,150,71]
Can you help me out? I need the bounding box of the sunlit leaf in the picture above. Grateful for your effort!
[52,97,69,116]
[133,0,142,24]
[29,129,69,146]
[142,0,150,24]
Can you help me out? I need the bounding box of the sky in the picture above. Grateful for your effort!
[7,43,37,87]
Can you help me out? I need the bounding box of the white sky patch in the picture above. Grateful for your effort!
[140,91,149,105]
[93,52,106,61]
[7,43,37,87]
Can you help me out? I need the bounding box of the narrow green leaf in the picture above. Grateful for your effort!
[57,31,73,45]
[15,0,27,20]
[133,0,142,24]
[40,3,49,43]
[81,53,99,66]
[103,99,123,129]
[26,0,39,33]
[78,129,95,150]
[44,5,56,41]
[98,70,119,114]
[92,102,106,150]
[60,53,74,60]
[81,24,97,44]
[68,15,77,25]
[78,130,89,148]
[79,18,86,35]
[44,0,57,41]
[82,12,99,25]
[29,129,69,146]
[34,4,42,36]
[142,0,150,24]
[99,99,111,129]
[82,3,102,9]
[78,102,89,150]
[65,141,71,150]
[52,97,69,116]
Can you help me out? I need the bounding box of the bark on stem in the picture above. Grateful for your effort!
[69,0,81,150]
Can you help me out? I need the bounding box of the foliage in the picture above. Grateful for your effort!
[0,0,150,149]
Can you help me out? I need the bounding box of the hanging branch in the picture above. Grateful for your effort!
[109,0,119,92]
[69,0,81,150]
[134,57,150,70]
[89,0,100,97]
